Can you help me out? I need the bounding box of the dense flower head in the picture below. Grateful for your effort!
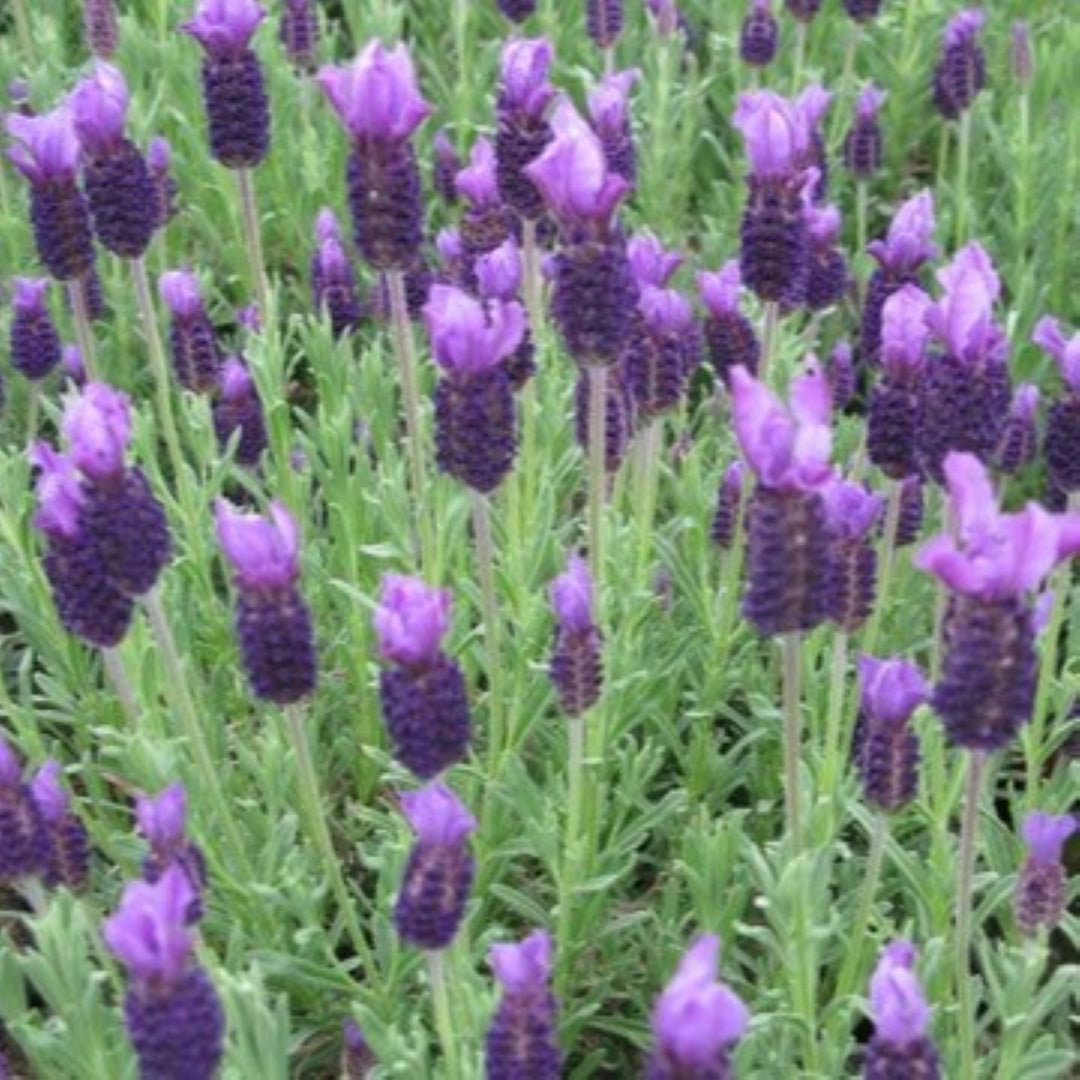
[869,941,931,1047]
[317,40,431,144]
[62,381,132,481]
[490,929,553,992]
[214,498,301,590]
[550,554,595,634]
[401,782,477,845]
[730,362,833,491]
[858,656,929,725]
[13,276,50,314]
[524,99,629,231]
[374,574,452,667]
[1010,383,1040,423]
[6,105,82,183]
[629,233,682,289]
[856,85,886,121]
[219,356,254,401]
[651,935,750,1066]
[158,269,205,320]
[30,760,70,823]
[30,442,86,539]
[915,453,1080,600]
[454,136,500,209]
[69,62,129,154]
[1021,812,1076,865]
[423,285,525,375]
[698,261,742,316]
[436,227,463,270]
[136,784,188,854]
[868,190,937,272]
[103,865,195,987]
[475,239,522,300]
[732,90,807,179]
[182,0,266,55]
[880,284,932,374]
[587,69,638,136]
[63,344,86,384]
[822,479,883,539]
[926,242,1005,361]
[1033,316,1080,392]
[498,38,555,119]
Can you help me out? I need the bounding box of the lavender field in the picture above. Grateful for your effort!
[0,0,1077,1076]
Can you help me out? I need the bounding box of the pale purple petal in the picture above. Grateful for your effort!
[550,554,594,633]
[62,382,132,481]
[373,573,452,666]
[400,782,477,845]
[1020,812,1076,866]
[858,656,929,725]
[490,930,553,993]
[214,497,301,589]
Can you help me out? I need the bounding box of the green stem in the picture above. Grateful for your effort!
[25,383,40,449]
[819,631,849,804]
[11,0,35,64]
[556,714,586,1000]
[471,491,504,768]
[633,418,663,587]
[717,475,748,647]
[863,479,901,661]
[834,813,888,1001]
[132,254,185,483]
[236,168,269,318]
[955,109,973,246]
[587,365,607,580]
[782,632,804,849]
[791,21,807,94]
[101,646,141,727]
[603,44,616,75]
[1015,90,1031,250]
[956,750,986,1080]
[69,278,99,382]
[428,950,461,1080]
[284,704,376,977]
[760,300,780,386]
[856,179,869,288]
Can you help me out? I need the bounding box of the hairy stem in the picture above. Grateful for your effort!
[69,278,99,382]
[782,632,804,849]
[587,365,607,579]
[863,478,902,660]
[760,300,780,386]
[428,949,461,1080]
[956,750,986,1080]
[101,646,141,727]
[955,109,974,246]
[556,713,586,1000]
[834,813,888,1000]
[471,491,504,767]
[633,417,663,587]
[236,168,270,318]
[819,631,850,804]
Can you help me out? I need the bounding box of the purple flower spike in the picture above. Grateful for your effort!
[698,263,741,316]
[490,929,553,991]
[0,739,50,885]
[424,280,526,371]
[1021,812,1076,866]
[5,106,81,184]
[159,269,204,320]
[933,9,987,119]
[858,656,929,725]
[69,62,129,156]
[1012,21,1033,85]
[317,40,431,145]
[341,1018,377,1076]
[215,498,300,590]
[1034,315,1080,492]
[646,0,681,37]
[84,0,120,58]
[62,382,132,482]
[455,137,500,210]
[1033,316,1080,392]
[147,136,179,226]
[629,233,682,289]
[182,0,266,56]
[1015,812,1075,935]
[823,479,882,631]
[866,942,937,1069]
[475,239,523,301]
[550,554,594,634]
[732,91,804,180]
[740,0,779,68]
[996,383,1040,474]
[648,935,750,1076]
[32,759,90,890]
[499,38,555,120]
[30,443,86,540]
[587,0,623,49]
[11,277,61,380]
[374,574,452,669]
[280,0,320,73]
[30,760,68,823]
[711,461,745,550]
[588,69,639,184]
[869,191,938,275]
[136,784,188,855]
[402,782,476,847]
[549,553,602,717]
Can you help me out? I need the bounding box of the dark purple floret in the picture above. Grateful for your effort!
[433,366,517,494]
[996,409,1038,474]
[827,346,856,412]
[894,476,924,546]
[169,314,222,394]
[235,585,317,704]
[0,785,49,884]
[622,312,687,419]
[550,623,603,718]
[646,1050,733,1080]
[433,135,461,205]
[11,302,61,381]
[393,839,474,950]
[587,0,623,48]
[574,367,634,474]
[1044,396,1080,492]
[598,125,636,189]
[868,375,921,480]
[855,713,920,812]
[495,115,552,221]
[711,472,743,550]
[805,129,829,204]
[279,0,320,73]
[311,253,363,339]
[42,533,135,647]
[200,50,271,169]
[498,0,537,21]
[843,0,882,21]
[83,0,119,58]
[704,311,759,387]
[82,263,107,320]
[143,844,208,924]
[81,469,170,597]
[341,1018,376,1078]
[804,246,849,312]
[124,968,225,1080]
[740,8,779,67]
[551,239,636,367]
[81,140,156,259]
[828,537,876,632]
[785,0,822,19]
[863,1036,941,1079]
[860,269,916,370]
[739,178,810,304]
[844,118,883,178]
[379,657,471,779]
[506,326,537,391]
[1014,860,1067,936]
[742,486,830,636]
[916,352,1010,484]
[346,141,423,270]
[485,987,562,1080]
[212,379,267,468]
[460,208,517,289]
[29,180,96,282]
[933,596,1037,751]
[933,35,986,120]
[43,813,91,891]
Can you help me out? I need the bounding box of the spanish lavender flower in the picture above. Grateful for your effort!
[310,208,362,337]
[158,270,222,392]
[1014,812,1076,936]
[475,240,536,391]
[69,63,157,259]
[82,261,107,320]
[587,69,639,186]
[996,384,1039,474]
[103,866,225,1080]
[827,341,855,412]
[645,0,682,38]
[432,129,461,205]
[498,0,537,22]
[1011,21,1033,86]
[147,136,179,228]
[843,0,882,22]
[318,41,431,270]
[211,357,268,468]
[30,442,134,647]
[63,383,171,597]
[894,475,924,547]
[528,99,634,368]
[1033,316,1080,494]
[915,453,1080,750]
[83,0,119,58]
[731,362,834,635]
[699,261,760,385]
[341,1018,376,1078]
[436,227,465,284]
[864,942,939,1078]
[215,498,317,704]
[844,86,886,179]
[0,738,49,885]
[495,38,556,221]
[861,190,937,368]
[374,575,471,779]
[867,284,931,480]
[425,285,525,493]
[549,553,603,717]
[7,77,32,115]
[823,479,883,632]
[646,935,750,1079]
[711,461,745,550]
[853,656,927,812]
[917,243,1011,483]
[31,760,90,890]
[485,930,562,1079]
[279,0,319,72]
[623,286,693,419]
[136,784,207,919]
[628,233,683,290]
[740,0,778,67]
[932,9,986,120]
[803,205,849,311]
[732,92,813,303]
[574,364,635,472]
[785,0,821,21]
[795,85,831,203]
[183,0,270,169]
[457,137,517,285]
[587,0,623,49]
[10,277,61,380]
[393,783,476,950]
[6,106,95,282]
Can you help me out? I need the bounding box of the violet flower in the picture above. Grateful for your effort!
[147,136,179,227]
[711,461,745,550]
[279,0,319,73]
[0,737,49,885]
[83,0,119,58]
[1015,812,1076,935]
[10,277,61,380]
[310,208,362,337]
[587,69,639,185]
[1033,316,1080,494]
[30,759,90,891]
[586,0,624,50]
[474,240,537,391]
[864,941,939,1076]
[698,261,760,385]
[933,9,986,120]
[136,783,207,917]
[996,383,1040,474]
[629,233,683,290]
[803,204,849,312]
[456,136,516,284]
[159,269,222,392]
[432,129,461,204]
[740,0,778,68]
[212,356,267,466]
[623,285,694,418]
[549,553,603,717]
[844,85,886,178]
[822,479,883,632]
